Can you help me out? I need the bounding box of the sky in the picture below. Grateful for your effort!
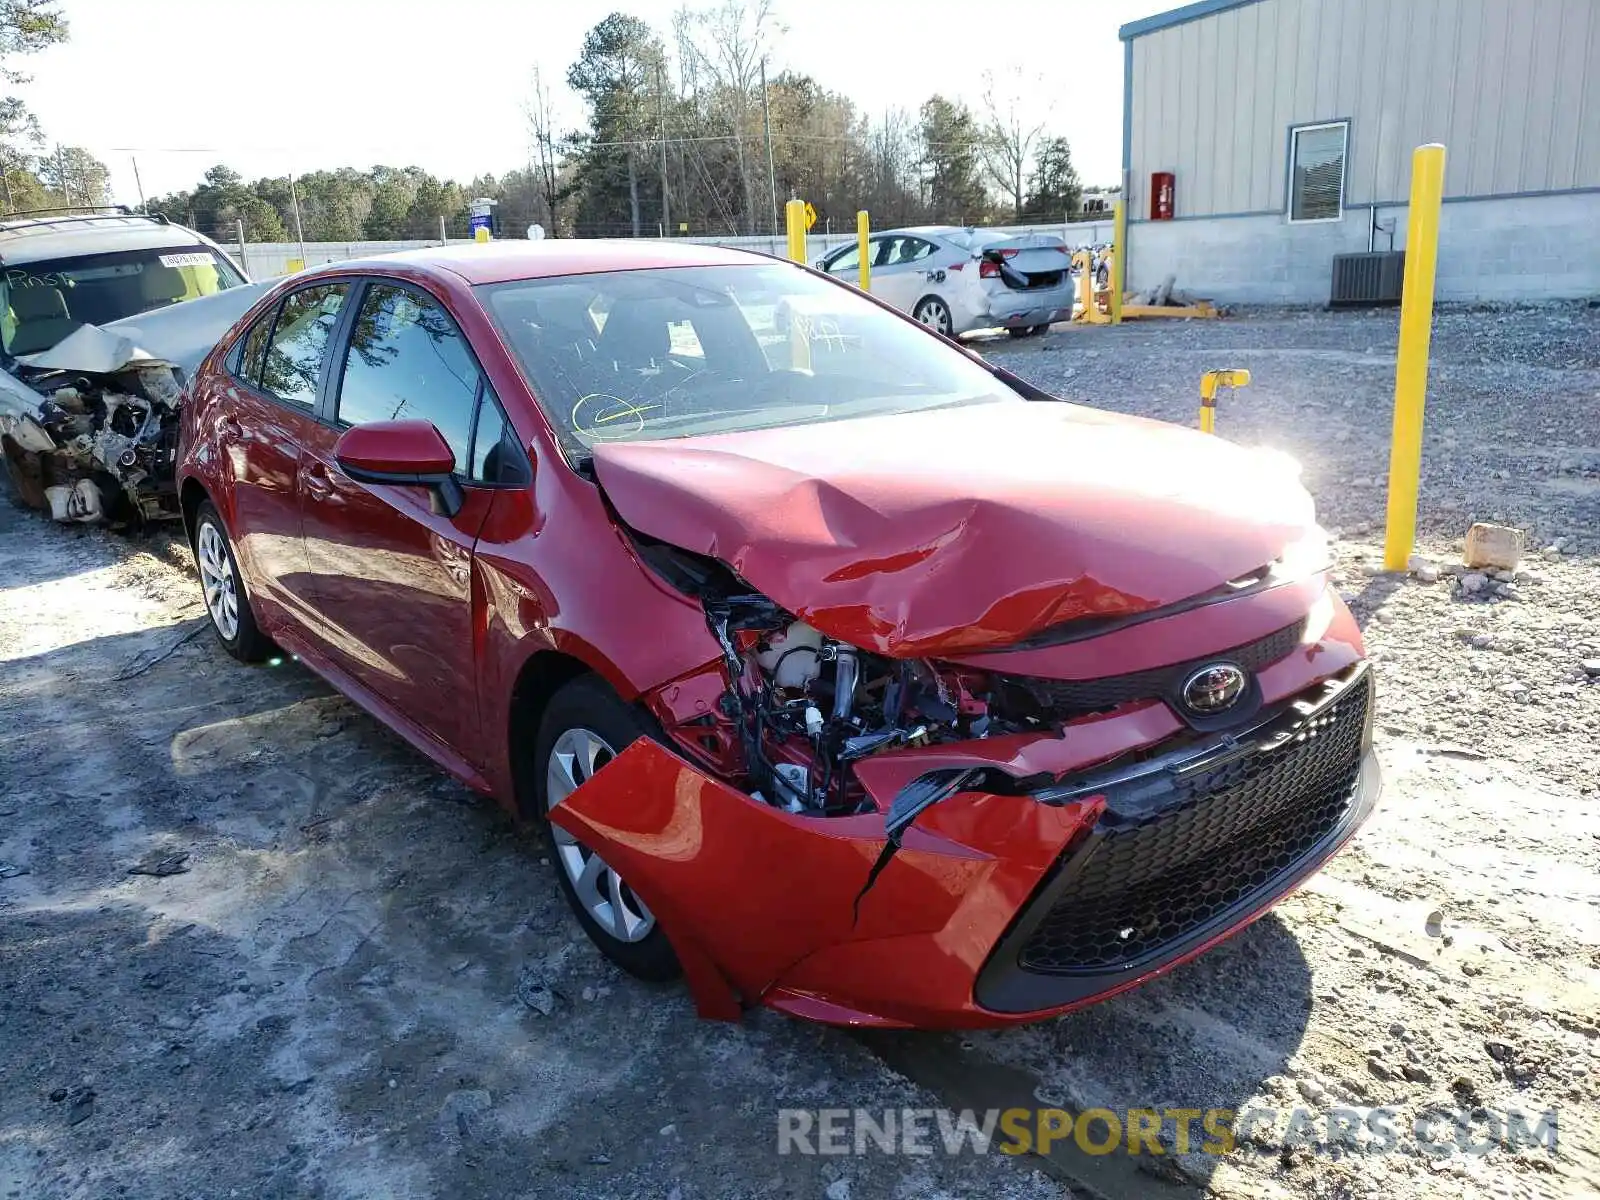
[18,0,1177,207]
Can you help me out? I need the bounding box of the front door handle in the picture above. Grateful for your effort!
[217,415,242,439]
[301,463,333,501]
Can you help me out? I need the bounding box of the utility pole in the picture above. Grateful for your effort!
[288,169,307,263]
[656,60,670,236]
[130,155,147,212]
[55,145,71,207]
[760,55,778,238]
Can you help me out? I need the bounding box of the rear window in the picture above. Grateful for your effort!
[0,245,245,357]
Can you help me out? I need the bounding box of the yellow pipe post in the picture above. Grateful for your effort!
[1110,200,1126,325]
[785,198,807,264]
[1383,144,1448,571]
[856,209,870,292]
[1199,369,1251,434]
[474,225,490,244]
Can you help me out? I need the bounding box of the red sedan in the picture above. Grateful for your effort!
[177,242,1378,1029]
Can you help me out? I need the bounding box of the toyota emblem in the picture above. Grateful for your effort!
[1180,663,1247,715]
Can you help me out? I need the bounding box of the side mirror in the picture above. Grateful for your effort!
[334,419,463,517]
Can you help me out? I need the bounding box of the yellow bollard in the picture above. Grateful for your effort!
[1383,144,1448,571]
[857,209,870,292]
[1199,369,1251,434]
[474,226,490,244]
[1110,200,1126,325]
[785,199,807,264]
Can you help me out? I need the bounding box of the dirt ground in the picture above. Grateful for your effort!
[2,303,1598,1200]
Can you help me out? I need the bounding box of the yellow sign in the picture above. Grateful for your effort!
[803,201,818,231]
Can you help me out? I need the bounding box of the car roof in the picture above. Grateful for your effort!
[0,213,217,266]
[318,239,775,286]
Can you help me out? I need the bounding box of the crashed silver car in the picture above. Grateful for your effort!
[0,208,267,525]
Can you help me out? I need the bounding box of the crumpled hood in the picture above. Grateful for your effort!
[593,400,1317,656]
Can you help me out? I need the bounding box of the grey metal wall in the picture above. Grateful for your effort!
[1126,0,1600,221]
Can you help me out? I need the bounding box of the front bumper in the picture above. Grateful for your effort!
[552,600,1378,1030]
[976,664,1378,1014]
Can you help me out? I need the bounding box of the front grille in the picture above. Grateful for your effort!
[1017,668,1370,974]
[997,617,1306,722]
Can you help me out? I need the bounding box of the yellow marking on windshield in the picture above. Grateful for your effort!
[571,393,662,441]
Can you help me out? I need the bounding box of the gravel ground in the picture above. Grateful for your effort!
[2,302,1597,1200]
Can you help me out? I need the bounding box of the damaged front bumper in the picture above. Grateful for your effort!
[550,653,1380,1030]
[0,327,188,524]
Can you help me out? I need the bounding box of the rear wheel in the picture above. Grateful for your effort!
[533,675,681,982]
[194,501,272,663]
[913,295,954,337]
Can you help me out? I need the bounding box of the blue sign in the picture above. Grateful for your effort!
[468,212,492,234]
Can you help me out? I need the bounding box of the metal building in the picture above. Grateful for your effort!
[1120,0,1600,303]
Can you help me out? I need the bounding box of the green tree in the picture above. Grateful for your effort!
[1024,136,1082,221]
[363,166,419,239]
[0,1,66,213]
[566,12,664,237]
[39,145,110,206]
[918,96,987,225]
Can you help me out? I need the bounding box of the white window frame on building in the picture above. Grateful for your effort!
[1287,120,1349,224]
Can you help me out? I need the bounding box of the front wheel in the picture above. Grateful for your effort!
[193,501,272,663]
[534,675,681,982]
[913,296,954,337]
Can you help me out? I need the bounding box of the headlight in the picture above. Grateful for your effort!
[1274,526,1333,581]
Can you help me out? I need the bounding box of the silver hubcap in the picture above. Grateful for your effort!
[546,727,655,943]
[918,301,951,335]
[197,521,240,640]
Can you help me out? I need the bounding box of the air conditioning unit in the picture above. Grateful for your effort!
[1330,251,1405,307]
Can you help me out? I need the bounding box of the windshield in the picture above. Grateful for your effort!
[477,263,1021,463]
[1,244,245,357]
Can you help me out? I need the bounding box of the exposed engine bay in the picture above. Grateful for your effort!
[0,280,271,526]
[631,529,1097,821]
[0,355,184,524]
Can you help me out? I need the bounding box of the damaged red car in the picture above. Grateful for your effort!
[177,241,1379,1029]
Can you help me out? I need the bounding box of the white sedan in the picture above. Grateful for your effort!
[815,225,1077,338]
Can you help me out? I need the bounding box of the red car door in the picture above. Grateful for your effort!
[297,279,520,763]
[217,282,352,630]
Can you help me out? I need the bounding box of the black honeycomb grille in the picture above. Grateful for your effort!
[1018,670,1370,974]
[997,618,1307,722]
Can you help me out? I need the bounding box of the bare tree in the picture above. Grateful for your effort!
[979,70,1051,221]
[674,0,780,232]
[524,65,563,234]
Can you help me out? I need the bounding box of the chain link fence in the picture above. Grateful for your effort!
[194,222,1117,282]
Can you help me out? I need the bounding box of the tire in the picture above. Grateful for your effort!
[2,437,46,511]
[193,501,272,663]
[912,295,954,337]
[533,675,681,982]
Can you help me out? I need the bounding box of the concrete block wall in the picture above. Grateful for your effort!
[1126,191,1600,305]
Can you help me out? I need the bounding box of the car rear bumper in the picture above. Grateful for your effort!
[980,283,1077,329]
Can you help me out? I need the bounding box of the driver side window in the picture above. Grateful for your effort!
[335,283,478,474]
[826,244,860,274]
